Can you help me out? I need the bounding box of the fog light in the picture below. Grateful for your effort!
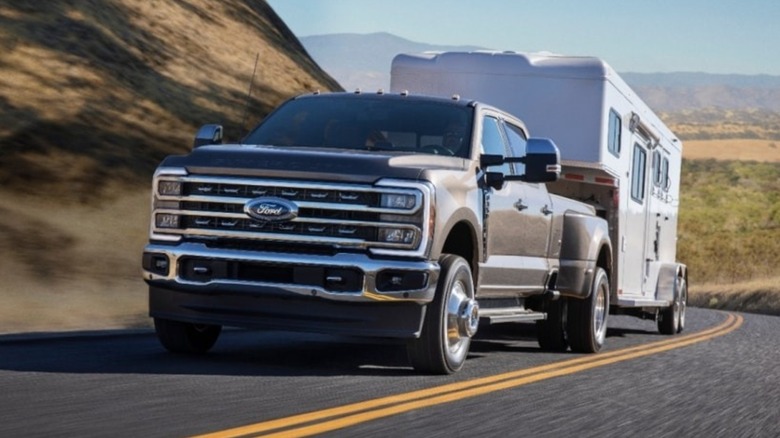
[376,270,428,292]
[142,253,170,276]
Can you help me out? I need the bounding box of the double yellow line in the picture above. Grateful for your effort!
[196,313,742,438]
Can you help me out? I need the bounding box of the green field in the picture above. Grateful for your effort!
[678,159,780,315]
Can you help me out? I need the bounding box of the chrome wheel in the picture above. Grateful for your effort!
[677,277,687,333]
[444,280,478,365]
[568,267,610,353]
[408,254,476,374]
[593,277,608,347]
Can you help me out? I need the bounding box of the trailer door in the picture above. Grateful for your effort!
[622,137,651,296]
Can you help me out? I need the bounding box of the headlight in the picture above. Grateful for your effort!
[380,193,416,209]
[158,180,182,196]
[155,213,181,229]
[378,227,418,245]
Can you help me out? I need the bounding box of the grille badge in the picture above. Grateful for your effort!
[244,197,298,222]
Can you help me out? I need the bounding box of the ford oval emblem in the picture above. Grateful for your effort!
[244,197,298,222]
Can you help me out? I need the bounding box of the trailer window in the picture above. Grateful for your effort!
[608,109,621,157]
[662,157,670,190]
[652,150,662,187]
[631,143,647,203]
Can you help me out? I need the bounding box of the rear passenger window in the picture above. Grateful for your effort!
[608,109,621,157]
[631,143,647,203]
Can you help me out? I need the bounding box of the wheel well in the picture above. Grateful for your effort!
[441,221,477,277]
[597,244,612,281]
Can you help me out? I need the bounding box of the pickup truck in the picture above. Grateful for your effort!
[142,91,612,374]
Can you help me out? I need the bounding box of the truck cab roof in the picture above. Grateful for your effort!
[242,91,486,158]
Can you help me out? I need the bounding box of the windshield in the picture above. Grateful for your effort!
[243,95,474,158]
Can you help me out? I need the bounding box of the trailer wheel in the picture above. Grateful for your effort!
[537,298,568,351]
[567,267,609,353]
[658,276,687,335]
[677,277,687,333]
[154,318,222,354]
[408,254,477,374]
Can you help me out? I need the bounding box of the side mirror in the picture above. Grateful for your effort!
[522,138,561,183]
[193,124,223,149]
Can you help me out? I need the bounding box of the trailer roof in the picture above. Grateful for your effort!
[400,51,617,80]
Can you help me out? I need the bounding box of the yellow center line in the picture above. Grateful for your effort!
[194,313,742,438]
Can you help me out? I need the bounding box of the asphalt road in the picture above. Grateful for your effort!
[1,307,777,437]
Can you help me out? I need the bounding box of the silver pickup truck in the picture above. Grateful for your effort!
[142,91,611,374]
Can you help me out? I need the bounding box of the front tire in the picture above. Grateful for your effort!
[154,318,222,354]
[567,267,609,353]
[408,254,477,374]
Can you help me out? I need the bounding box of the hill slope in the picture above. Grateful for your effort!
[0,1,340,333]
[0,0,341,199]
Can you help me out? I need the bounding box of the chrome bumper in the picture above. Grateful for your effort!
[142,242,439,303]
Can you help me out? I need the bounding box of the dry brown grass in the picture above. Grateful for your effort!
[684,139,780,162]
[0,185,151,334]
[0,1,341,334]
[0,0,340,201]
[690,277,780,316]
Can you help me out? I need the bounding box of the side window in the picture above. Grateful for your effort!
[608,109,621,157]
[481,116,511,174]
[631,143,647,203]
[504,122,527,175]
[662,157,670,190]
[652,150,662,187]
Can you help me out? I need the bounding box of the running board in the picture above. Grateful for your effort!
[617,298,671,308]
[479,307,546,324]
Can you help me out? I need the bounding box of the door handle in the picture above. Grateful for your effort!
[541,205,553,215]
[514,200,528,211]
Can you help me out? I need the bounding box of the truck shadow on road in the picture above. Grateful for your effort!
[0,319,663,378]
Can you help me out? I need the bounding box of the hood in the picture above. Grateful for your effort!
[160,144,466,184]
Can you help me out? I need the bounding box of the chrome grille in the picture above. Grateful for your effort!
[151,175,427,251]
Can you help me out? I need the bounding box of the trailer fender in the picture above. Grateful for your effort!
[557,212,611,298]
[655,263,687,303]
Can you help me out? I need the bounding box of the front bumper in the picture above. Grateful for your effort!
[142,242,439,338]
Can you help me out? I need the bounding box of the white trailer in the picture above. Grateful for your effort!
[391,51,687,332]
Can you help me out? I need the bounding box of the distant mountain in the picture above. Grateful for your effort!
[623,73,780,112]
[300,32,483,92]
[300,33,780,114]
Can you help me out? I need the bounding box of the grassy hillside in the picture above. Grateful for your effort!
[0,1,341,334]
[678,159,780,283]
[678,159,780,315]
[0,0,341,201]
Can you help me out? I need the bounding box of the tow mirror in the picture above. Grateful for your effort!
[522,138,561,183]
[193,124,224,149]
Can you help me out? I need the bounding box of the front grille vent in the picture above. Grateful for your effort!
[152,176,425,251]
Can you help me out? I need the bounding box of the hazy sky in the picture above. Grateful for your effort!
[266,0,780,75]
